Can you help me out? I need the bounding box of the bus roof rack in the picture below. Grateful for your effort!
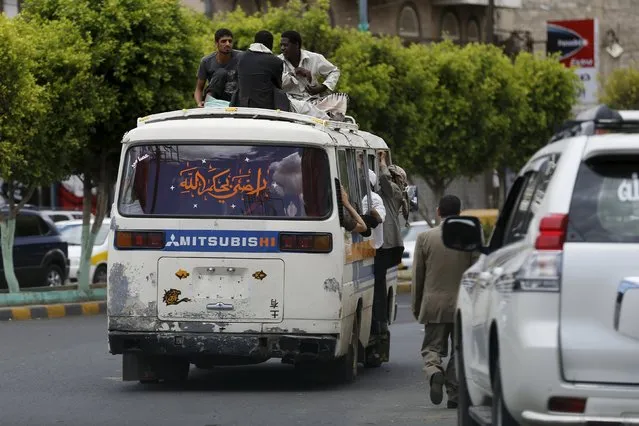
[548,104,639,143]
[137,107,360,132]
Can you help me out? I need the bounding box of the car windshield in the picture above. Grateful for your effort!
[402,224,430,241]
[58,223,110,246]
[117,144,332,219]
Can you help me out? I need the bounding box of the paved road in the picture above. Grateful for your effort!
[0,294,456,426]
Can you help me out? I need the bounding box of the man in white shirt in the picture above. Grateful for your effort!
[278,30,347,120]
[362,170,386,249]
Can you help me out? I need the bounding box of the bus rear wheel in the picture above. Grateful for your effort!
[329,315,359,384]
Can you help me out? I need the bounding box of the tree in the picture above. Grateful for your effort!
[600,65,639,110]
[209,0,340,55]
[396,42,525,210]
[22,0,204,290]
[0,16,94,292]
[494,52,581,202]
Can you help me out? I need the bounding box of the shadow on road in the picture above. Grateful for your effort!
[118,360,412,393]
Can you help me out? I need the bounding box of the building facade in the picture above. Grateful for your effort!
[184,0,523,46]
[0,0,21,17]
[499,0,639,99]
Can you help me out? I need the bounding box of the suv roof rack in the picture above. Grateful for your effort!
[137,107,359,132]
[549,104,639,143]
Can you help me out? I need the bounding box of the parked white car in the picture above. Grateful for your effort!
[442,105,639,425]
[40,210,85,223]
[400,221,431,270]
[56,219,111,284]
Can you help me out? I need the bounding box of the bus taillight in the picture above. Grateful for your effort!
[115,231,165,249]
[279,233,332,253]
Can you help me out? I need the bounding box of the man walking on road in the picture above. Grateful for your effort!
[411,195,476,409]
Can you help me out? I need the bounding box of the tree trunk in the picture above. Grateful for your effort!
[432,183,446,225]
[77,176,97,291]
[407,177,432,224]
[0,217,18,293]
[0,182,36,293]
[497,167,508,207]
[77,159,111,291]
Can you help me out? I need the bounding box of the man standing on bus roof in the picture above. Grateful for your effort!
[412,195,477,409]
[194,28,243,107]
[278,30,347,121]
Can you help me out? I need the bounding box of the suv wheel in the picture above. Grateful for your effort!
[46,264,64,287]
[456,324,479,425]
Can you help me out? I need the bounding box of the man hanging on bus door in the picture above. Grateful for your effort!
[370,151,406,362]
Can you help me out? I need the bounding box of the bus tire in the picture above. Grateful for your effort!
[331,315,359,384]
[364,346,383,368]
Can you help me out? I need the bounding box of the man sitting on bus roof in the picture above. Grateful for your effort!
[230,30,290,111]
[278,30,348,121]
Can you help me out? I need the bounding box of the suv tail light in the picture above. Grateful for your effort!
[535,213,569,250]
[514,251,562,292]
[279,233,332,253]
[115,231,165,249]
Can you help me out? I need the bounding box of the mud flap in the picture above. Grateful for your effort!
[122,352,189,382]
[123,352,148,381]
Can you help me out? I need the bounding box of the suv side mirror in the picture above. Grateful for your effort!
[442,215,487,254]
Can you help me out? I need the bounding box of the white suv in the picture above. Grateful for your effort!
[442,105,639,425]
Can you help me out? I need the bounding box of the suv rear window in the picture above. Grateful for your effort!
[118,144,332,219]
[568,154,639,243]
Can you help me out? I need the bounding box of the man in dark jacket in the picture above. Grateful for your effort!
[231,30,289,111]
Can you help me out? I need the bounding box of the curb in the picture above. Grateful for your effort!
[0,301,106,322]
[397,281,411,294]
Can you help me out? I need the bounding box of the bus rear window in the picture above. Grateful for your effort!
[118,144,332,219]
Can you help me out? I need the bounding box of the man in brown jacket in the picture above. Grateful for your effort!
[411,195,476,409]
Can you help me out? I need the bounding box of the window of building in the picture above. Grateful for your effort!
[397,4,420,39]
[232,0,262,14]
[467,18,480,42]
[440,11,460,41]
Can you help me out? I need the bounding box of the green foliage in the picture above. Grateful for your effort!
[600,65,639,110]
[399,42,525,193]
[0,15,47,187]
[209,0,340,54]
[21,0,204,174]
[502,52,581,171]
[0,15,96,202]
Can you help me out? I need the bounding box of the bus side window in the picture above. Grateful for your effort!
[344,149,362,213]
[356,150,371,210]
[337,150,350,197]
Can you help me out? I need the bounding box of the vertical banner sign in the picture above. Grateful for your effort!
[546,19,599,106]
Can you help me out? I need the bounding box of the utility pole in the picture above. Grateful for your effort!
[358,0,369,32]
[486,0,495,44]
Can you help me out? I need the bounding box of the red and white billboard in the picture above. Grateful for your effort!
[547,19,599,106]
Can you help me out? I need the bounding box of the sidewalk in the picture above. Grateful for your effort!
[0,301,106,321]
